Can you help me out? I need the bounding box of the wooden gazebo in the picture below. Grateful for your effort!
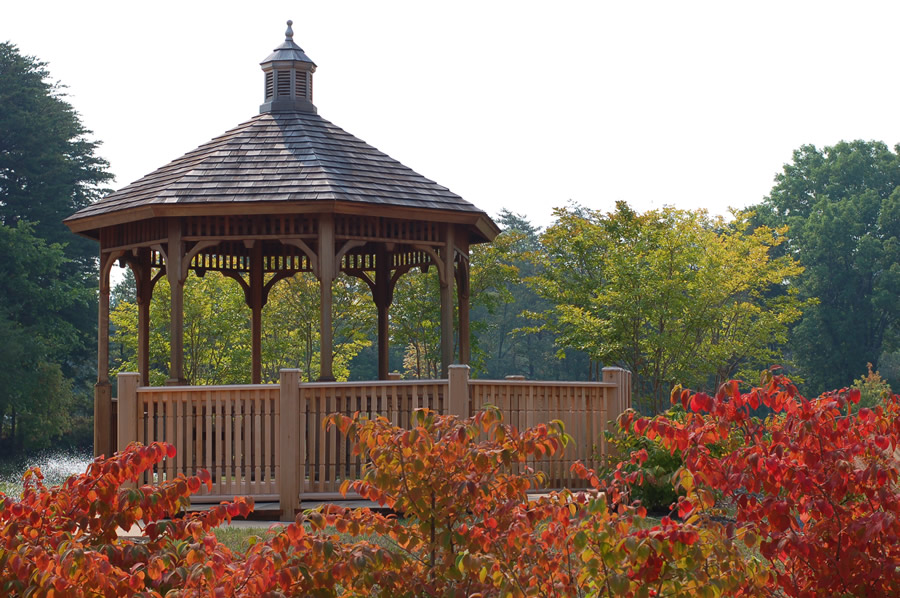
[65,22,499,457]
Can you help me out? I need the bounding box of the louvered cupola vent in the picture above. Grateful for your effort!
[259,20,317,114]
[296,72,308,99]
[276,71,291,96]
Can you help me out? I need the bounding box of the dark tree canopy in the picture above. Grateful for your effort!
[755,140,900,393]
[0,222,90,449]
[0,42,112,270]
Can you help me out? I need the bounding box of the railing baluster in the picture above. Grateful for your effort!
[225,389,233,495]
[254,389,262,497]
[235,391,244,495]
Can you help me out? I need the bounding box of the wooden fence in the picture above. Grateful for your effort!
[116,366,631,519]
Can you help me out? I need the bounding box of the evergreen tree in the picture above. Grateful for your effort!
[0,42,112,268]
[0,222,89,449]
[0,42,112,449]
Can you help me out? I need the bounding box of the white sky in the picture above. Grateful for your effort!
[3,1,900,228]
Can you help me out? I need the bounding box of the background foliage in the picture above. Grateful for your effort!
[0,43,111,451]
[753,140,900,394]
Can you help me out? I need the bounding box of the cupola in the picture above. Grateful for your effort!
[259,20,317,114]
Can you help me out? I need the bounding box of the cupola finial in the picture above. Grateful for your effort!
[285,20,293,41]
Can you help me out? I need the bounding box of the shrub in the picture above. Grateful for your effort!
[601,411,683,514]
[324,406,767,596]
[852,362,892,409]
[626,372,900,596]
[0,410,770,597]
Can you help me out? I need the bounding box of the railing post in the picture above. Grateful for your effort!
[279,369,302,521]
[602,367,632,419]
[117,372,140,454]
[448,364,470,418]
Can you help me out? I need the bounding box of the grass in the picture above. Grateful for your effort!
[213,523,400,554]
[214,526,274,553]
[0,480,21,498]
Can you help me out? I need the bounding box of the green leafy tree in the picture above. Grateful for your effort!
[262,273,374,382]
[474,211,590,380]
[389,228,528,380]
[391,269,442,378]
[754,140,900,393]
[530,202,807,413]
[111,271,374,384]
[851,362,892,410]
[111,273,249,386]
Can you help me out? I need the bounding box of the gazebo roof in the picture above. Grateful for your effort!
[66,111,498,241]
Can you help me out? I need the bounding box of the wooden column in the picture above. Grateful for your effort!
[116,372,140,454]
[318,214,336,381]
[440,225,456,377]
[455,238,471,365]
[94,251,114,458]
[279,369,302,520]
[375,246,391,380]
[250,242,264,384]
[166,220,185,385]
[447,364,470,419]
[136,248,152,386]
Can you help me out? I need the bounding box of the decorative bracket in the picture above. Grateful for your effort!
[181,241,219,282]
[281,238,319,279]
[412,244,446,284]
[99,250,125,293]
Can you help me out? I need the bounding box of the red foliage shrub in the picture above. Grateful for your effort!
[0,408,769,597]
[625,371,900,596]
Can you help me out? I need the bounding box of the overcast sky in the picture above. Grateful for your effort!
[3,1,900,228]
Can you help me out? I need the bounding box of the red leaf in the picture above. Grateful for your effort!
[634,418,650,436]
[689,393,712,413]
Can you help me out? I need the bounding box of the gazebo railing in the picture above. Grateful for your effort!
[115,366,631,519]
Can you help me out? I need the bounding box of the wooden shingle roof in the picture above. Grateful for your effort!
[65,111,498,241]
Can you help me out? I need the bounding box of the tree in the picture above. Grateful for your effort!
[262,272,374,382]
[111,271,374,384]
[391,269,443,378]
[0,222,89,450]
[0,42,113,450]
[0,42,111,269]
[530,202,807,413]
[388,225,538,380]
[754,140,900,393]
[473,211,590,380]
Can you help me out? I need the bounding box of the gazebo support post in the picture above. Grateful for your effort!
[318,214,336,381]
[440,225,456,377]
[250,241,264,384]
[374,246,391,379]
[456,237,471,365]
[166,220,185,385]
[94,251,114,458]
[136,248,152,387]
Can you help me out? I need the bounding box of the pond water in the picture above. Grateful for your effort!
[0,450,93,497]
